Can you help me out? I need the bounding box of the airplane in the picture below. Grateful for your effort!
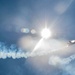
[67,40,75,47]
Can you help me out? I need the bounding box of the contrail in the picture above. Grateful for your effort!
[49,54,75,66]
[0,41,68,59]
[49,54,75,75]
[63,54,75,64]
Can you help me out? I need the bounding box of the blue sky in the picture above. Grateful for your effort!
[0,0,75,75]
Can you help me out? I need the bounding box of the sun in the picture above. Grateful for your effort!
[41,28,52,39]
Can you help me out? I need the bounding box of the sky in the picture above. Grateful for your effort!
[0,0,75,75]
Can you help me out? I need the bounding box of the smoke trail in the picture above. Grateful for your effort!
[49,55,75,75]
[49,54,75,65]
[0,41,68,59]
[0,47,67,59]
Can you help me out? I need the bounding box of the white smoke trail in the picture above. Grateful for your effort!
[49,54,75,65]
[0,41,68,59]
[0,39,72,59]
[49,54,75,75]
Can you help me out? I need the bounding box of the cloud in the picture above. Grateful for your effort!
[49,55,75,75]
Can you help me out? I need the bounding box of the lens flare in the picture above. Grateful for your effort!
[41,28,51,39]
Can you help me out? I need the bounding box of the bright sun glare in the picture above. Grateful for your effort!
[41,28,51,39]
